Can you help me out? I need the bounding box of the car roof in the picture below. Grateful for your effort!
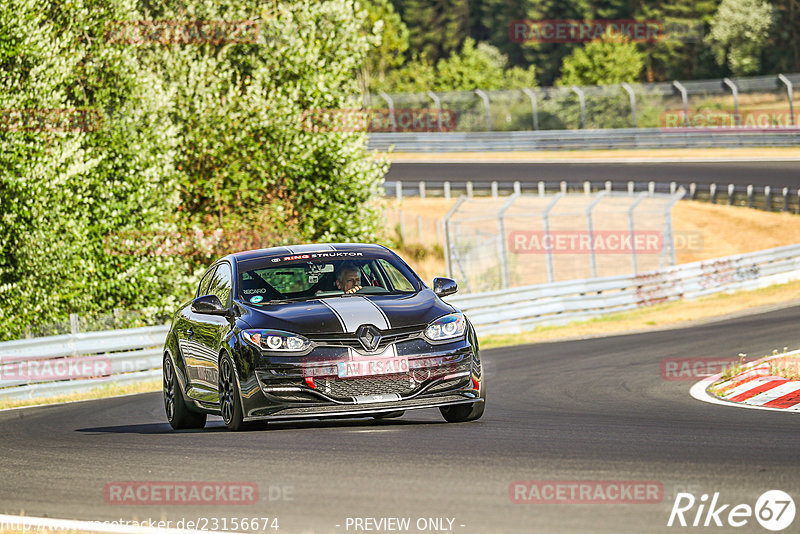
[225,243,391,264]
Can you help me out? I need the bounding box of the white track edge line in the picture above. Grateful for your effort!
[0,513,227,534]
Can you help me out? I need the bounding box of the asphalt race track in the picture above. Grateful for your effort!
[387,162,800,187]
[2,305,800,533]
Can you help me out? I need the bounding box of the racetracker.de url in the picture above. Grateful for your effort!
[0,517,280,532]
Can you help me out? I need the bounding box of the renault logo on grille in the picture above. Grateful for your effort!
[356,324,382,352]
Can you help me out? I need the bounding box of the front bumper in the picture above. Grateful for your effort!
[236,332,482,420]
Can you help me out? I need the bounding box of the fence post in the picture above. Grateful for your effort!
[783,187,789,212]
[70,313,80,335]
[672,81,690,127]
[513,181,521,195]
[442,197,467,279]
[586,191,607,278]
[378,90,396,132]
[396,181,403,202]
[398,210,405,241]
[538,181,545,196]
[498,193,520,288]
[416,215,423,242]
[426,91,443,131]
[522,87,539,130]
[570,86,587,129]
[474,89,492,131]
[443,181,451,199]
[710,183,717,204]
[778,74,795,126]
[747,184,754,208]
[628,193,648,275]
[764,185,771,211]
[722,78,740,127]
[728,184,735,205]
[542,193,564,283]
[419,181,426,199]
[466,181,473,198]
[491,181,498,198]
[621,82,637,128]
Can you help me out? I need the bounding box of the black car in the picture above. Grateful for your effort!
[162,243,485,430]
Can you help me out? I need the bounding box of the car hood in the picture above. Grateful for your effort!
[237,290,454,334]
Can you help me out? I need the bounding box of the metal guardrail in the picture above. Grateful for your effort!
[447,243,800,335]
[0,325,168,401]
[368,128,800,152]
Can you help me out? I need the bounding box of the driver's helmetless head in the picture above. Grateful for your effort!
[336,263,361,292]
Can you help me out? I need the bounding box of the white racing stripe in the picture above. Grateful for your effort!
[320,297,390,332]
[0,513,226,534]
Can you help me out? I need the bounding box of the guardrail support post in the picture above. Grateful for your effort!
[522,88,539,130]
[648,181,655,196]
[670,181,677,194]
[396,181,403,202]
[728,184,735,205]
[378,91,397,132]
[426,91,444,132]
[690,183,696,199]
[443,181,451,199]
[722,78,740,127]
[621,82,637,128]
[605,180,612,192]
[584,181,591,195]
[560,181,567,194]
[778,74,795,126]
[538,181,545,196]
[747,184,754,208]
[474,89,492,131]
[419,181,426,199]
[710,183,717,204]
[783,187,789,212]
[764,185,771,211]
[491,181,498,198]
[627,181,634,195]
[466,181,473,198]
[513,181,521,195]
[672,81,690,127]
[570,86,587,129]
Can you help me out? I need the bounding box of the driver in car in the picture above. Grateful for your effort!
[335,262,362,294]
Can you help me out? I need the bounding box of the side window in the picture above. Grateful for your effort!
[197,267,217,298]
[378,259,415,291]
[208,263,232,307]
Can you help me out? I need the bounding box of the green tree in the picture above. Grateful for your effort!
[557,34,645,86]
[360,0,410,92]
[705,0,774,75]
[391,0,471,62]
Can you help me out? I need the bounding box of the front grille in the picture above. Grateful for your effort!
[318,374,415,397]
[307,326,422,351]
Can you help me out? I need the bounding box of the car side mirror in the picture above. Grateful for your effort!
[192,294,229,316]
[433,277,458,297]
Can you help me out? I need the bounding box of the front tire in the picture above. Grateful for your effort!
[219,355,256,431]
[440,380,485,423]
[164,355,207,430]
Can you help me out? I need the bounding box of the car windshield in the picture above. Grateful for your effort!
[237,253,420,304]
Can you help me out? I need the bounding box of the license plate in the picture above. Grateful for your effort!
[337,357,409,378]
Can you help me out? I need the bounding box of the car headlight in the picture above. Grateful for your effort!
[242,329,310,352]
[425,313,466,342]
